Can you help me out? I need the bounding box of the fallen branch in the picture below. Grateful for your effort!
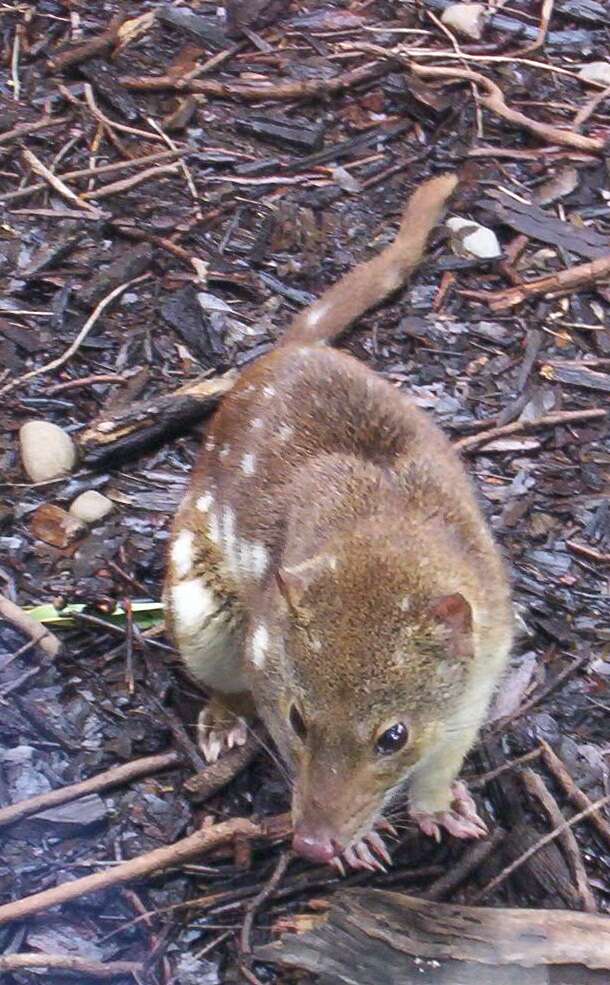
[0,954,142,979]
[0,274,150,397]
[0,816,261,927]
[0,593,60,659]
[258,887,610,975]
[78,370,237,467]
[454,408,607,452]
[241,851,292,956]
[0,750,181,829]
[119,60,393,102]
[460,254,610,310]
[521,768,596,913]
[47,13,127,72]
[540,740,610,847]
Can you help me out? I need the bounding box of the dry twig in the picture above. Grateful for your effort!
[0,751,181,829]
[0,593,61,660]
[471,793,610,903]
[240,851,292,956]
[119,60,393,102]
[461,254,610,310]
[0,817,267,927]
[455,409,607,453]
[22,148,101,216]
[0,274,150,397]
[541,740,610,847]
[521,768,596,913]
[0,954,142,979]
[47,13,127,72]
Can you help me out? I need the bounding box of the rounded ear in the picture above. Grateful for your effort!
[430,593,473,659]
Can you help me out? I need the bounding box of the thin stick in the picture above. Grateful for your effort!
[521,768,596,913]
[119,60,393,101]
[81,163,180,200]
[471,794,610,903]
[0,274,149,397]
[147,116,201,219]
[240,851,292,956]
[470,748,542,788]
[540,740,610,847]
[0,149,184,204]
[423,829,504,901]
[0,115,70,145]
[83,83,164,142]
[22,148,100,215]
[573,84,610,128]
[0,593,60,659]
[455,408,607,453]
[0,751,180,829]
[510,0,554,56]
[0,954,142,978]
[460,254,610,310]
[11,25,21,101]
[0,817,260,927]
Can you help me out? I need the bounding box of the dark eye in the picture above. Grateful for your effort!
[289,704,307,741]
[376,722,408,756]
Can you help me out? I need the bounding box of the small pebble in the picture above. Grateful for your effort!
[19,420,77,483]
[69,490,114,524]
[441,3,486,40]
[446,217,502,260]
[578,62,610,86]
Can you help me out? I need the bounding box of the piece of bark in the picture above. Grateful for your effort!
[556,1,610,26]
[76,244,153,309]
[235,114,325,153]
[79,58,141,122]
[540,363,610,393]
[29,504,87,549]
[184,730,260,803]
[78,370,237,467]
[225,0,290,36]
[157,6,229,50]
[160,285,228,366]
[257,888,610,982]
[482,190,610,260]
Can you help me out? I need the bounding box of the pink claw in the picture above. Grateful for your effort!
[412,781,488,841]
[366,831,392,866]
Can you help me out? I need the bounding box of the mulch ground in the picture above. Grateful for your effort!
[0,2,609,983]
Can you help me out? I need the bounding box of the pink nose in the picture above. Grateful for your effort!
[292,826,339,863]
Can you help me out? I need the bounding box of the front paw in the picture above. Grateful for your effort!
[197,702,248,763]
[411,781,488,842]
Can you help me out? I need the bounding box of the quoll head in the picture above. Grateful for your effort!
[245,534,474,863]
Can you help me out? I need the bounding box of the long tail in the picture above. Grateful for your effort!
[281,173,458,347]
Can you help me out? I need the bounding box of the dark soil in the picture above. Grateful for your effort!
[0,2,609,983]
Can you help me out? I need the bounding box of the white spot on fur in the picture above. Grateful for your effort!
[278,424,293,441]
[172,578,216,635]
[400,595,411,612]
[251,418,263,430]
[328,557,338,571]
[196,491,214,513]
[310,635,322,653]
[171,530,194,579]
[205,437,215,452]
[239,539,269,580]
[208,511,221,546]
[251,624,269,668]
[263,385,276,399]
[219,444,230,459]
[241,453,256,475]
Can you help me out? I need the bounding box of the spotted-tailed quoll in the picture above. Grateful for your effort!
[164,174,513,872]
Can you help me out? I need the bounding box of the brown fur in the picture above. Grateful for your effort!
[164,174,513,857]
